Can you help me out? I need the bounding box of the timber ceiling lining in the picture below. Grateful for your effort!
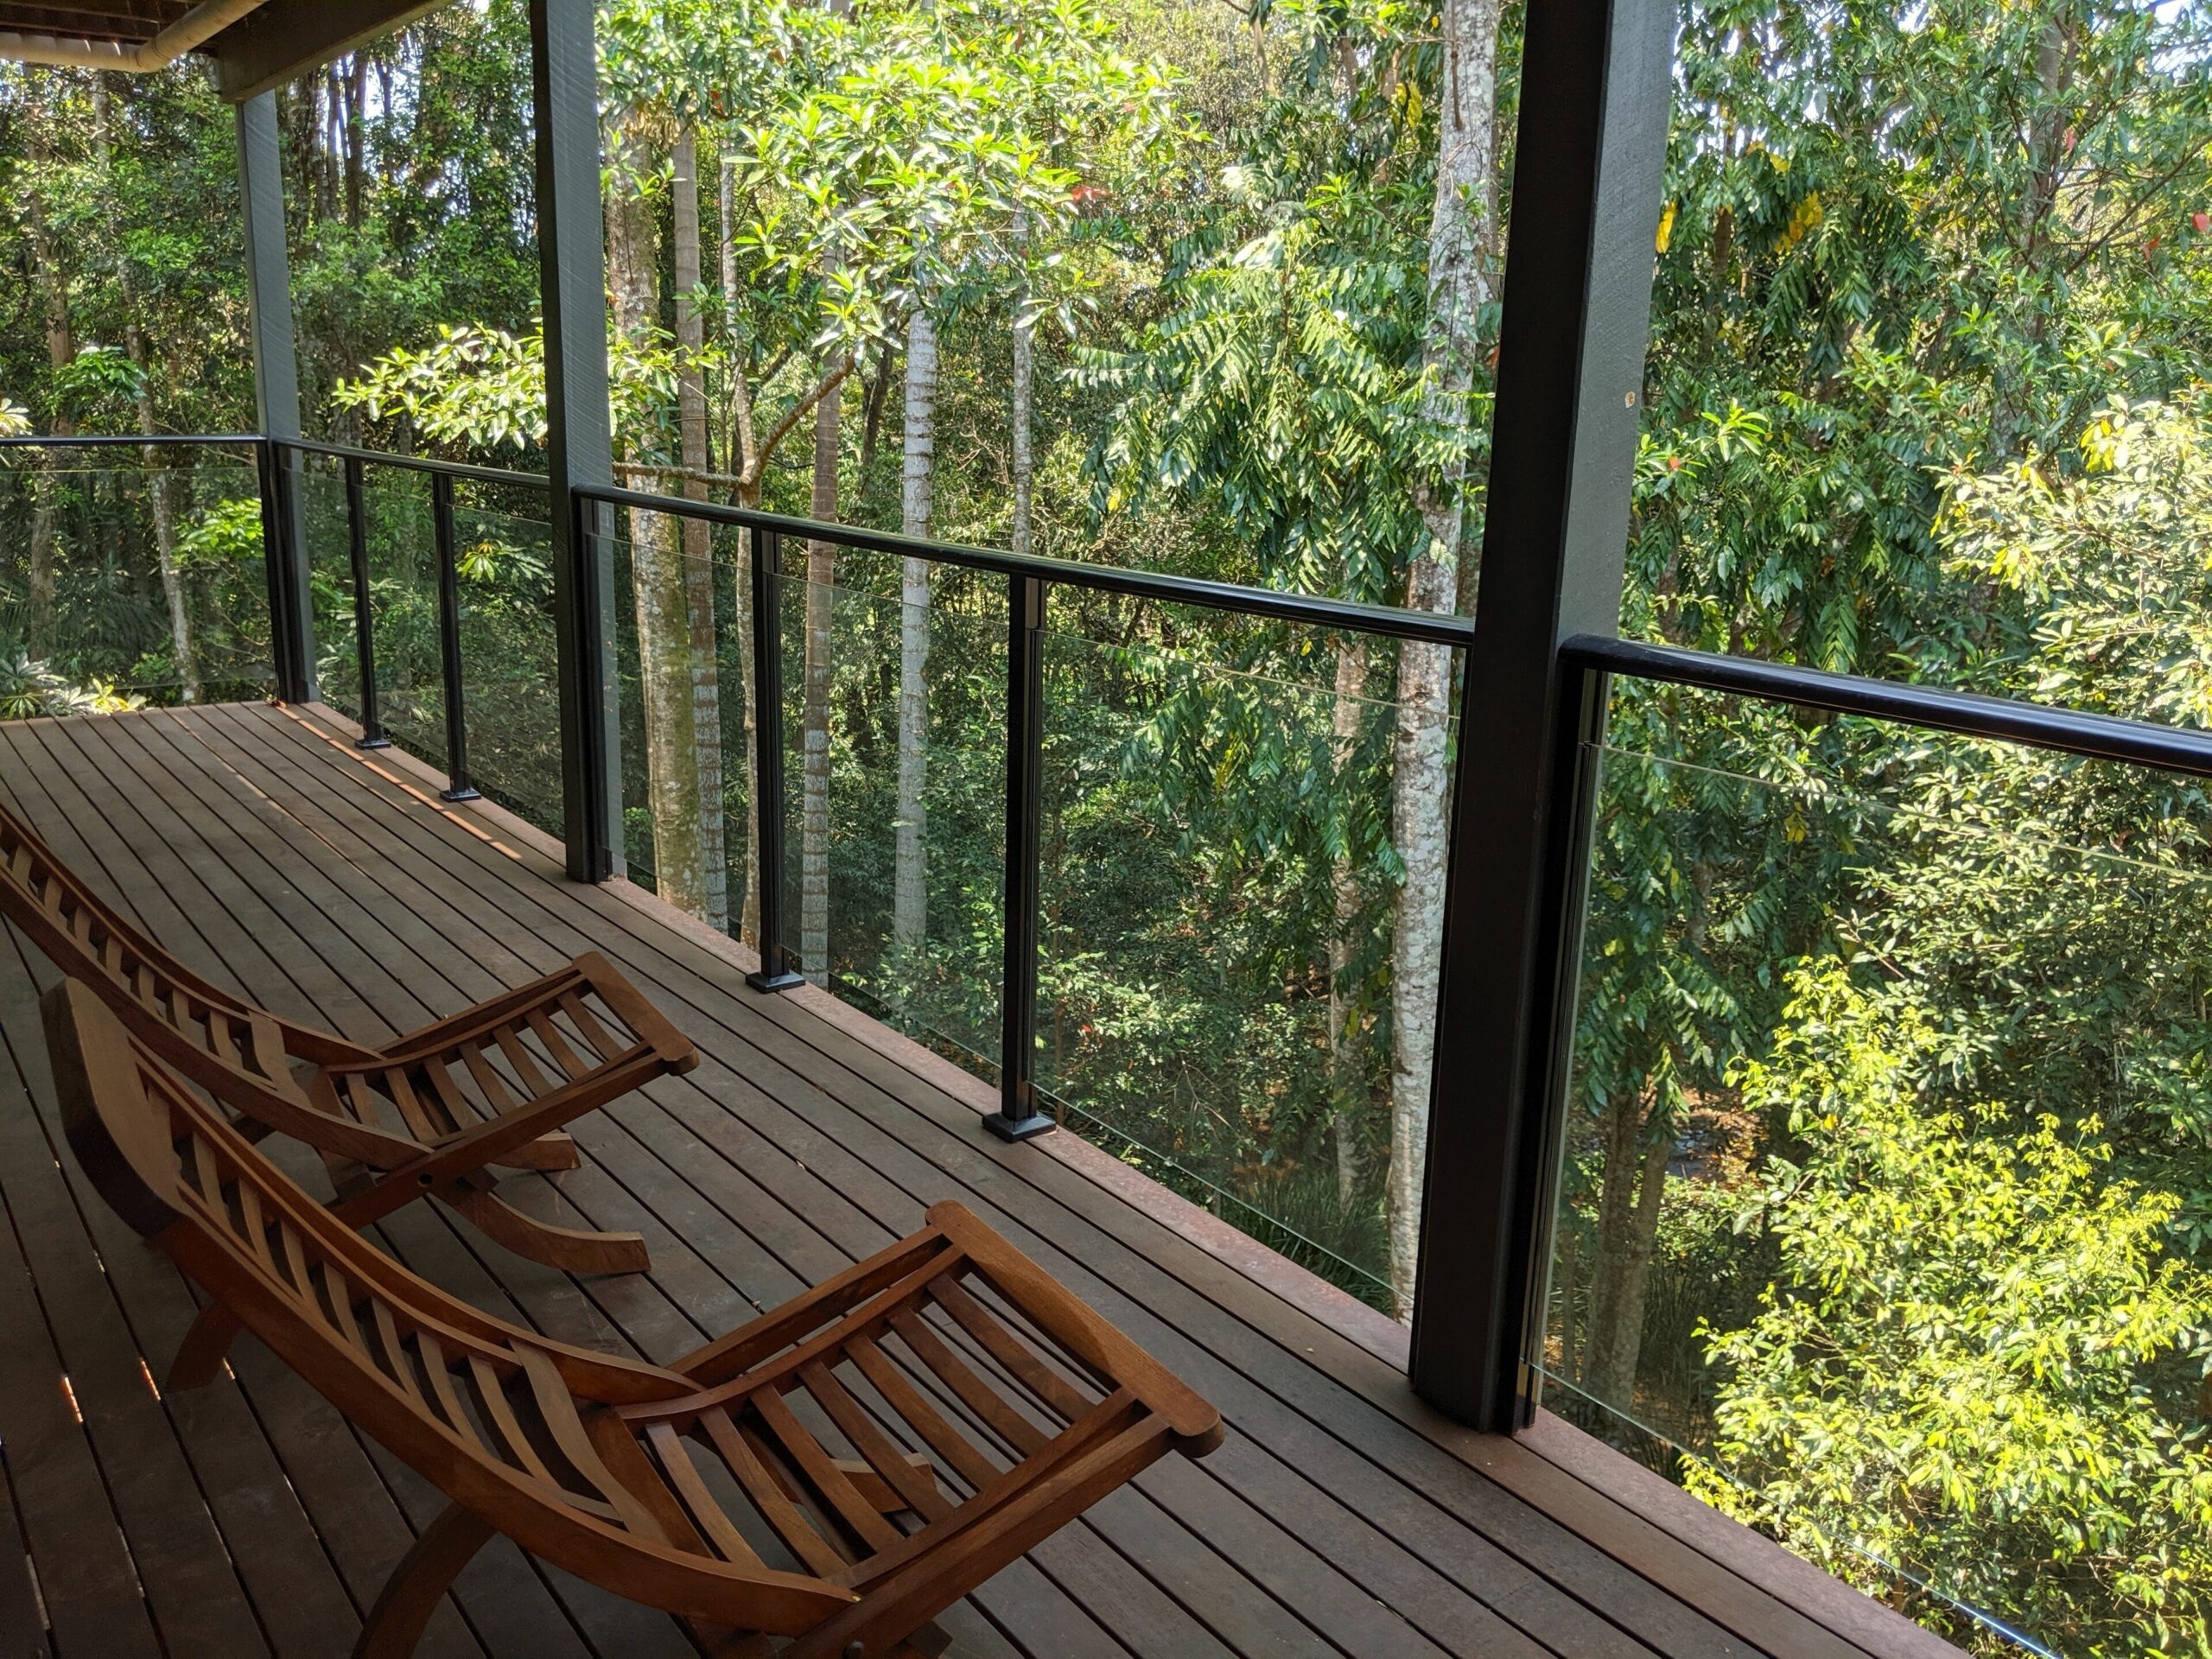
[0,2,192,46]
[0,0,450,99]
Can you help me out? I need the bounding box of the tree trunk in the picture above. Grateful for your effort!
[92,79,199,704]
[608,121,709,917]
[1330,638,1370,1210]
[894,304,938,971]
[1387,0,1503,1319]
[342,54,365,231]
[800,385,841,986]
[673,127,730,931]
[1580,1092,1672,1414]
[22,115,75,652]
[1010,219,1036,559]
[720,151,763,944]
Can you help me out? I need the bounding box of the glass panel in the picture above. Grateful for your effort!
[300,463,359,719]
[1034,619,1430,1317]
[0,452,270,709]
[453,499,560,836]
[1546,680,2212,1651]
[773,550,1007,1075]
[360,474,445,772]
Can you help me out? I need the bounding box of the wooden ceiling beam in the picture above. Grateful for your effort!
[204,0,450,103]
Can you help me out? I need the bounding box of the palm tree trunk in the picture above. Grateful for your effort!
[1010,217,1036,559]
[673,126,729,931]
[801,386,841,986]
[895,304,938,971]
[720,150,762,944]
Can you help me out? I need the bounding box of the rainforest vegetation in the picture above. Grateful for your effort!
[4,0,2212,1647]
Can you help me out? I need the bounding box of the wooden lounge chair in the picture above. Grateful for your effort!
[0,796,695,1325]
[45,978,1224,1659]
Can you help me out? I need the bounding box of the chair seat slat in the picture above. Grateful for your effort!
[696,1409,851,1579]
[752,1388,903,1554]
[798,1358,950,1522]
[645,1421,768,1567]
[929,1275,1092,1424]
[887,1311,1046,1458]
[524,1007,589,1081]
[844,1339,1001,1491]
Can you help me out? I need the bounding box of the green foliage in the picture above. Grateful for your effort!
[1693,965,2212,1656]
[0,653,145,718]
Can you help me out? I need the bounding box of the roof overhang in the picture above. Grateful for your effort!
[0,0,450,101]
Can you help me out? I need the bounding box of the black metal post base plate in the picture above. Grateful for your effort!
[747,968,806,994]
[440,785,482,803]
[984,1110,1057,1143]
[356,735,392,750]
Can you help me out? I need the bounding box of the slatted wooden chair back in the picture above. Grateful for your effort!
[48,978,1224,1659]
[46,977,855,1640]
[0,795,365,1106]
[0,793,696,1195]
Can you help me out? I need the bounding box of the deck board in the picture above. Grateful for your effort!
[0,702,1965,1659]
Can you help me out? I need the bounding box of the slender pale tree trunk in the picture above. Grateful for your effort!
[801,378,842,986]
[608,120,709,916]
[1329,639,1370,1209]
[1388,0,1503,1319]
[23,115,74,651]
[894,303,938,970]
[673,127,729,931]
[1009,217,1035,559]
[92,80,198,702]
[720,151,762,944]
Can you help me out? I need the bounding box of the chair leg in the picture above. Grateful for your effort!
[490,1129,582,1173]
[354,1501,493,1659]
[168,1301,241,1391]
[437,1184,652,1274]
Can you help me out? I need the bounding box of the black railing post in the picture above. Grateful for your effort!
[747,525,804,993]
[431,473,480,802]
[342,454,390,749]
[988,573,1055,1141]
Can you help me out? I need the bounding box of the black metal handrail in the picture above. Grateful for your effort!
[579,481,1478,647]
[0,434,264,448]
[283,435,550,492]
[1564,633,2212,780]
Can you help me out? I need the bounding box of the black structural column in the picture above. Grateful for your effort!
[987,574,1056,1141]
[530,0,623,882]
[1407,0,1674,1431]
[235,92,314,705]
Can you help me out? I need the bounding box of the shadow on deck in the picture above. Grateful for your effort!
[0,701,1959,1659]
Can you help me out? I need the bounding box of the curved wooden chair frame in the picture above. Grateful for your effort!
[46,981,1223,1659]
[0,797,696,1367]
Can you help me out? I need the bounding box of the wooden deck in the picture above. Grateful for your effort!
[0,701,1962,1659]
